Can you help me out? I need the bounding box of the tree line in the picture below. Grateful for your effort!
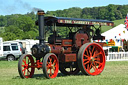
[0,12,39,41]
[0,4,128,41]
[46,4,128,21]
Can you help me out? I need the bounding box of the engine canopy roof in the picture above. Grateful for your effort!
[36,16,114,27]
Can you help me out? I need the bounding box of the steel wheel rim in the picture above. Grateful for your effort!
[82,43,105,75]
[21,55,35,78]
[46,54,59,78]
[8,56,14,61]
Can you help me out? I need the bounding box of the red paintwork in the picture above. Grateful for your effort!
[82,43,105,75]
[48,34,89,63]
[75,33,89,47]
[59,54,76,62]
[49,45,63,54]
[49,44,72,54]
[46,54,59,78]
[22,58,43,77]
[62,39,72,47]
[21,55,35,78]
[35,60,43,69]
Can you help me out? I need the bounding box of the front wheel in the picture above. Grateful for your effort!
[78,43,105,76]
[18,54,35,78]
[43,53,59,79]
[7,55,15,61]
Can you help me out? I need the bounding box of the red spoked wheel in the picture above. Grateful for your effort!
[78,43,105,76]
[43,53,59,79]
[18,54,35,78]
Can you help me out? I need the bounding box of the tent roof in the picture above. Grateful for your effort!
[101,24,128,40]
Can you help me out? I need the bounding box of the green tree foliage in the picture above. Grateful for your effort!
[82,8,93,19]
[57,27,70,38]
[26,11,37,21]
[0,13,38,41]
[46,4,128,20]
[1,32,17,41]
[0,15,7,27]
[22,31,38,39]
[107,4,116,20]
[46,7,82,18]
[115,10,123,19]
[98,7,108,19]
[16,15,35,32]
[1,25,23,41]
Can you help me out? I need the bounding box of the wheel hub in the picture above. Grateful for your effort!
[89,57,94,61]
[91,57,95,61]
[49,65,54,69]
[47,63,54,69]
[24,64,28,68]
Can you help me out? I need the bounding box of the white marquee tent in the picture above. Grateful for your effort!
[101,24,128,46]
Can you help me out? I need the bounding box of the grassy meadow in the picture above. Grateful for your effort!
[0,60,128,85]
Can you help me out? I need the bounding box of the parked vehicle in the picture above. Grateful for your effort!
[14,39,39,54]
[0,37,3,59]
[3,41,23,61]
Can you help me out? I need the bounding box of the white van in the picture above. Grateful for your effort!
[3,41,22,61]
[14,39,39,54]
[0,38,3,59]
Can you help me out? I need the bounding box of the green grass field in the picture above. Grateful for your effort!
[0,61,128,85]
[113,19,125,26]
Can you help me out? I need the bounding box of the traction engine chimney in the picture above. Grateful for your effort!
[37,10,45,45]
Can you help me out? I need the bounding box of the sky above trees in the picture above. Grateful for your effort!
[0,0,128,15]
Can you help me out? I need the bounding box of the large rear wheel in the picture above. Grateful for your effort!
[43,53,59,79]
[18,54,35,78]
[78,43,105,76]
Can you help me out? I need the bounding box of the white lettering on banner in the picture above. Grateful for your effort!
[58,19,113,26]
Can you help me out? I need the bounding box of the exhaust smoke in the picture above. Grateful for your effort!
[0,0,42,15]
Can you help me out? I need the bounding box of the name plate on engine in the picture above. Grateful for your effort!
[59,54,76,62]
[64,54,76,62]
[62,39,72,46]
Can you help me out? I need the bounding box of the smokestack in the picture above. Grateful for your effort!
[37,10,45,45]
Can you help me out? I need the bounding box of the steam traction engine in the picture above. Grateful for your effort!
[18,10,114,79]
